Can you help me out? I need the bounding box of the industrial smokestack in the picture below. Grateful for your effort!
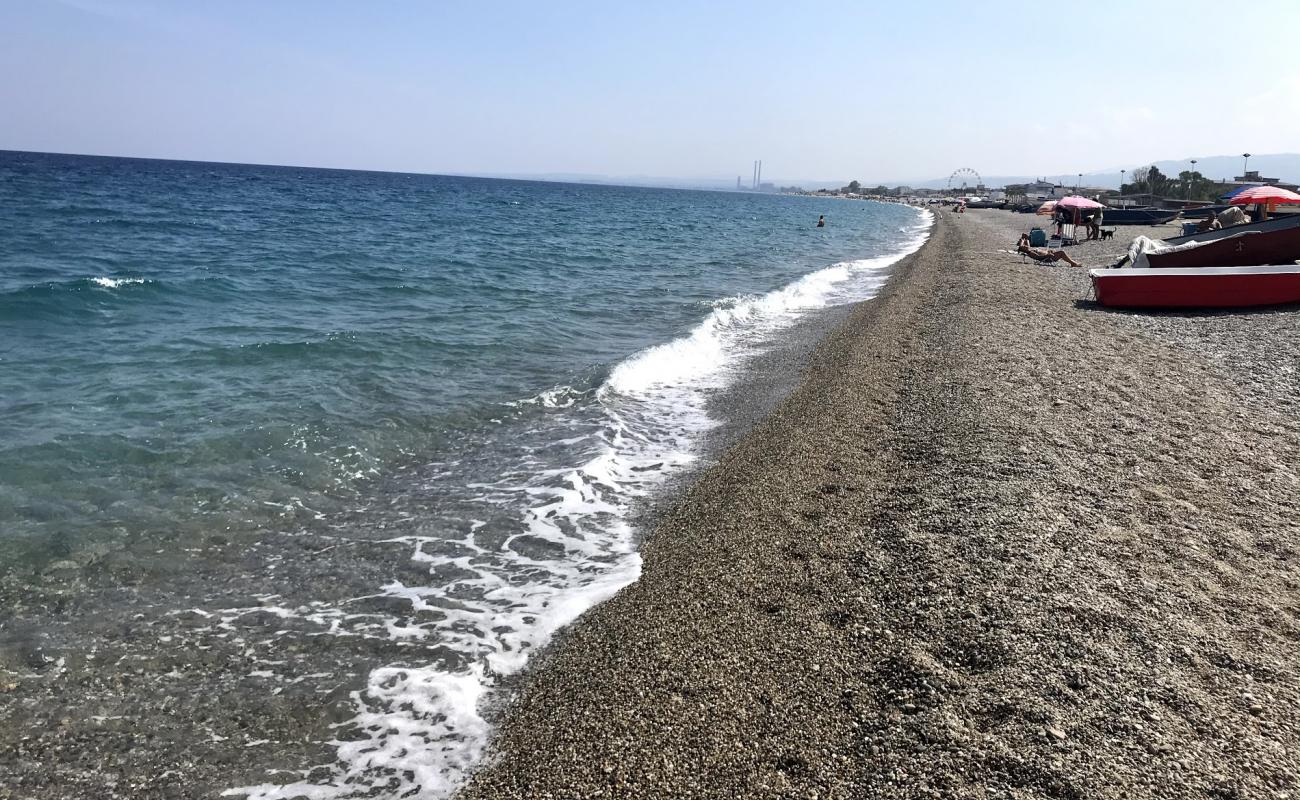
[757,160,762,187]
[752,161,757,189]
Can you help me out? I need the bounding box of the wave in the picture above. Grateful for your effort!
[0,275,153,298]
[0,274,255,320]
[0,277,157,316]
[91,276,148,289]
[503,384,594,409]
[227,205,934,800]
[608,212,933,401]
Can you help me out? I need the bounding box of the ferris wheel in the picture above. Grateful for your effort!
[947,168,982,191]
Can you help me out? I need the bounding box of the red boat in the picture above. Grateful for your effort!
[1090,266,1300,309]
[1145,225,1300,268]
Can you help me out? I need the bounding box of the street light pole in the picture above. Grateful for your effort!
[1189,159,1197,200]
[1243,152,1251,177]
[1077,173,1082,192]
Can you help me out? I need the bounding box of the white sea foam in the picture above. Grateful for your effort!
[607,208,933,402]
[503,384,589,409]
[227,205,934,800]
[91,276,147,289]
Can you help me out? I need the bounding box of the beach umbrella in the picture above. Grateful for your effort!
[1035,200,1057,215]
[1220,184,1255,201]
[1227,185,1300,205]
[1056,195,1105,209]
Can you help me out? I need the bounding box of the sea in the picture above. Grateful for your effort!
[0,150,931,798]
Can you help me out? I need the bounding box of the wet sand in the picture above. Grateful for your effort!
[460,209,1300,799]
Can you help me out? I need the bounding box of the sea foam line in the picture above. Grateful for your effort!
[227,205,933,800]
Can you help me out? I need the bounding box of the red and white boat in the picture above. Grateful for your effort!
[1090,265,1300,309]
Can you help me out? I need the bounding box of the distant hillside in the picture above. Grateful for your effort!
[906,153,1300,191]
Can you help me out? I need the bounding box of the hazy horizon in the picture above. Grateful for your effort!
[4,0,1300,185]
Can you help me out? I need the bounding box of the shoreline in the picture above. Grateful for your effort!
[481,205,933,749]
[0,195,929,800]
[459,209,1300,798]
[629,216,927,548]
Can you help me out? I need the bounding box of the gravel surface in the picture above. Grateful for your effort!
[458,208,1300,799]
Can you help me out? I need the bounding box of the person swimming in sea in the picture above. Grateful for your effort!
[816,215,825,227]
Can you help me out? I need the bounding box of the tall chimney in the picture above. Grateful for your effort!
[757,160,762,187]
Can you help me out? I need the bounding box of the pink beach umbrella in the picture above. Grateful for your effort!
[1056,195,1105,210]
[1228,186,1300,205]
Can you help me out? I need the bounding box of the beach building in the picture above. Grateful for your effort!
[1224,170,1299,192]
[1014,179,1074,201]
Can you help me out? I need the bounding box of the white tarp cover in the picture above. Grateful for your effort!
[1217,206,1248,227]
[1124,232,1259,269]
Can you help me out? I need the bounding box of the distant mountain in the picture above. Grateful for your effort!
[903,153,1300,191]
[477,154,1300,194]
[474,172,750,192]
[476,172,852,193]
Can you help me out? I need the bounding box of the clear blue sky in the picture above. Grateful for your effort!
[4,0,1299,184]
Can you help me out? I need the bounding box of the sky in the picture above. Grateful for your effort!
[3,0,1300,185]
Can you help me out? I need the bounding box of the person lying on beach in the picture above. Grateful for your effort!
[1016,234,1084,267]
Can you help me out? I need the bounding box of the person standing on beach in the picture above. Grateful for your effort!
[816,215,826,227]
[1088,209,1102,240]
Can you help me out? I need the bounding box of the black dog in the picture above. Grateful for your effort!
[1100,228,1115,240]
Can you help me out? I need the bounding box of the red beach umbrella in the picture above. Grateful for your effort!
[1228,186,1300,205]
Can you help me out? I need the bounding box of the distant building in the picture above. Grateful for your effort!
[1235,169,1277,184]
[1227,170,1298,191]
[1111,193,1159,208]
[1018,179,1071,200]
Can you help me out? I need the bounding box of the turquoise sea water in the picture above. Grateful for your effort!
[0,150,929,797]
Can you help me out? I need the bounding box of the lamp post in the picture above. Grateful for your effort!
[1077,173,1082,192]
[1243,152,1251,177]
[1189,159,1197,200]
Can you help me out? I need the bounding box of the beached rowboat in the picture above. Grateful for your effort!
[1102,208,1182,225]
[1175,205,1230,219]
[1090,265,1300,308]
[1164,212,1300,246]
[1144,224,1300,269]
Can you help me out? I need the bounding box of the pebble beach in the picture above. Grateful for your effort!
[459,208,1300,799]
